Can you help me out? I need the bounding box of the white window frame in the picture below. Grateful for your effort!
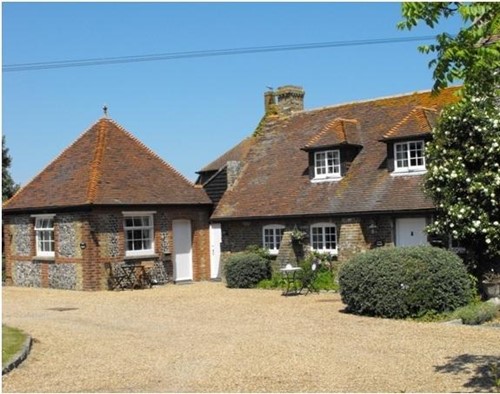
[310,222,338,255]
[123,212,155,257]
[262,225,285,255]
[32,214,56,257]
[313,150,341,181]
[393,140,426,173]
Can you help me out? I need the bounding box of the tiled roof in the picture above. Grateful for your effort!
[198,136,256,173]
[381,106,438,141]
[211,87,459,220]
[303,118,361,150]
[3,118,211,211]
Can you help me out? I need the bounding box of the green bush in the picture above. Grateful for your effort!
[256,272,285,289]
[224,252,272,288]
[299,257,339,292]
[338,246,474,319]
[453,302,498,325]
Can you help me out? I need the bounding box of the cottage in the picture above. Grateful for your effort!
[3,117,212,290]
[197,85,460,275]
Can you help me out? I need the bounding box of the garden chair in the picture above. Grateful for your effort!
[300,262,319,295]
[139,262,155,288]
[105,262,127,290]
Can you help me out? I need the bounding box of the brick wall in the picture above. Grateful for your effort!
[219,215,397,264]
[3,204,211,291]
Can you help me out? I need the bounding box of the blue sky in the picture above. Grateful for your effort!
[2,2,463,185]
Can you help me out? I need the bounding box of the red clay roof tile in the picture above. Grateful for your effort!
[3,118,211,211]
[210,87,460,220]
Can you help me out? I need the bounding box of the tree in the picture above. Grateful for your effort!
[399,3,500,267]
[425,92,500,259]
[2,136,19,201]
[398,2,499,95]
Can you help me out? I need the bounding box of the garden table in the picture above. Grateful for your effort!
[280,265,302,296]
[121,263,153,289]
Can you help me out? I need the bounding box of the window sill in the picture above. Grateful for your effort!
[391,170,426,177]
[124,254,159,261]
[311,249,338,256]
[311,177,342,183]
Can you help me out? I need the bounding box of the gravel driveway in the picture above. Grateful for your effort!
[2,282,499,393]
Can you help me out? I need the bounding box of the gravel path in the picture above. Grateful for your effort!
[2,282,499,393]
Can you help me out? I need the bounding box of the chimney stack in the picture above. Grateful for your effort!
[264,90,276,115]
[275,85,305,115]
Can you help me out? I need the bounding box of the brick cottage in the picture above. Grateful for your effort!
[196,85,460,275]
[3,118,212,290]
[4,86,460,289]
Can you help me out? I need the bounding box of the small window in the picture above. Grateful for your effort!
[34,215,55,257]
[310,223,337,254]
[314,150,341,180]
[394,141,426,172]
[124,214,154,256]
[449,236,466,254]
[263,225,285,255]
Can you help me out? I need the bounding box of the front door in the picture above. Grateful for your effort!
[172,219,193,281]
[396,217,428,246]
[210,223,222,279]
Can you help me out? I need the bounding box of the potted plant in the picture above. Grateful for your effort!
[482,269,500,299]
[290,227,307,244]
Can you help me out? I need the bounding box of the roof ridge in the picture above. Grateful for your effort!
[3,118,103,209]
[106,118,196,187]
[86,119,108,203]
[300,86,460,115]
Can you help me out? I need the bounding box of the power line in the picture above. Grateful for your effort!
[3,35,437,72]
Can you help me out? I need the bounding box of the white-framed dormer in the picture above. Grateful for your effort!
[262,224,285,255]
[123,211,155,257]
[32,214,56,258]
[393,140,426,175]
[310,222,338,255]
[312,149,342,182]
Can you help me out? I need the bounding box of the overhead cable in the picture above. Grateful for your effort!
[3,35,438,72]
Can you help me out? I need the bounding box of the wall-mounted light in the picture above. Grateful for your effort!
[80,242,87,250]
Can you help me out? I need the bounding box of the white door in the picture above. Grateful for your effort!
[172,219,193,281]
[210,223,222,279]
[396,218,428,246]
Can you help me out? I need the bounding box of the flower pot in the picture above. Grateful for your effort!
[482,280,500,299]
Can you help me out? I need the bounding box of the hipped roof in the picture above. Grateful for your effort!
[4,118,211,211]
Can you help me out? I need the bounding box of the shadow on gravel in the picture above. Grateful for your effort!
[434,354,500,392]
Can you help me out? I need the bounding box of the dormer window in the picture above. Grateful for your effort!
[394,140,426,173]
[314,150,341,180]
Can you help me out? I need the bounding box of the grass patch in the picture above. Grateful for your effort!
[2,325,27,367]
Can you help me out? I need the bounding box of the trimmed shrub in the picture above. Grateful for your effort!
[224,252,271,288]
[338,246,474,319]
[453,302,498,325]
